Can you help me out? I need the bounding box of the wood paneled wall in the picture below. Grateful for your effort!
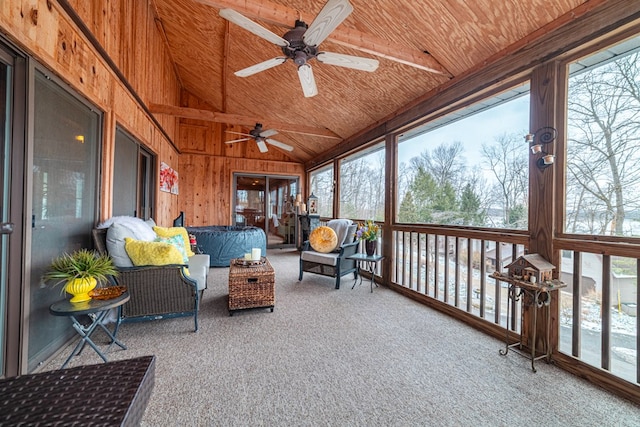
[177,92,305,226]
[0,0,181,226]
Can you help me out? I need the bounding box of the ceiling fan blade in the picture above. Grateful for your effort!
[235,57,287,77]
[316,51,379,72]
[225,137,252,144]
[303,0,353,47]
[256,139,269,153]
[259,129,278,138]
[266,138,294,152]
[219,9,289,47]
[297,64,318,98]
[225,130,253,137]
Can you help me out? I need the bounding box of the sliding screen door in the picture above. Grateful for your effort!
[27,70,101,371]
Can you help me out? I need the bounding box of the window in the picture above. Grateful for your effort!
[396,84,530,228]
[309,165,333,218]
[113,128,154,219]
[565,36,640,237]
[339,143,385,220]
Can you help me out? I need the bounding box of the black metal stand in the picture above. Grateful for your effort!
[347,253,384,293]
[49,292,130,368]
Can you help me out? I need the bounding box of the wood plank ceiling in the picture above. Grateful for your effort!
[151,0,588,163]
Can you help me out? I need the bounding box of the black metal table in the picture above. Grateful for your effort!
[49,292,130,368]
[347,253,384,293]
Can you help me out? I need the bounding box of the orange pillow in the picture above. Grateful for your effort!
[309,226,338,253]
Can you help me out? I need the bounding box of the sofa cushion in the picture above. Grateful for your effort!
[301,250,339,266]
[309,226,338,253]
[124,238,185,267]
[153,226,195,257]
[187,254,210,291]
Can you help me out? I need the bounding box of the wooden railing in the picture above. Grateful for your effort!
[389,228,527,331]
[380,226,640,389]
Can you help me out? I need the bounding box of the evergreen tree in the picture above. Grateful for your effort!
[398,191,420,223]
[460,183,485,225]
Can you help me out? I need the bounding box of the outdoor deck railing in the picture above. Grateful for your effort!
[390,228,527,332]
[385,226,639,386]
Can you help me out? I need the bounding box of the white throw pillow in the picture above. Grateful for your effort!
[106,223,135,267]
[104,217,157,267]
[98,216,157,241]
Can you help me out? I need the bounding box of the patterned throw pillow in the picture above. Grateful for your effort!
[155,234,189,263]
[309,226,338,253]
[153,226,195,257]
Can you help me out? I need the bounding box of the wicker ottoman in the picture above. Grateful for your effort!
[228,257,275,315]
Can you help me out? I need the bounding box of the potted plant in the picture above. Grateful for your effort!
[355,220,380,256]
[43,249,118,303]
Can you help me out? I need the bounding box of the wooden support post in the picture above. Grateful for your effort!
[526,61,560,355]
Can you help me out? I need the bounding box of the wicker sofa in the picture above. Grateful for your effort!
[92,217,210,331]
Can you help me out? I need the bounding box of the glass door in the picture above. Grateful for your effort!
[234,175,266,229]
[268,177,298,247]
[0,50,12,377]
[233,174,299,248]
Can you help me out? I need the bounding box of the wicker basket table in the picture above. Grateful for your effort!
[228,257,275,315]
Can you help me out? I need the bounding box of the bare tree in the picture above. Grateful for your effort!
[567,52,640,236]
[481,133,528,227]
[339,150,385,220]
[409,141,466,190]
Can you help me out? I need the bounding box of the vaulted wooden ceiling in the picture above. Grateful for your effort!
[151,0,589,163]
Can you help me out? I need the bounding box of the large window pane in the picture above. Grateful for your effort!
[309,165,333,218]
[28,71,100,371]
[397,85,530,229]
[565,37,640,237]
[339,143,385,220]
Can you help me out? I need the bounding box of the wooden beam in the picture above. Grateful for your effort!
[194,0,451,76]
[149,103,342,139]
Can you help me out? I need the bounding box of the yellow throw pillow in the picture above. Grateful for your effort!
[153,226,195,257]
[124,237,185,266]
[309,226,338,253]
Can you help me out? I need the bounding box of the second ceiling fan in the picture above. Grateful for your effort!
[225,123,294,153]
[220,0,379,98]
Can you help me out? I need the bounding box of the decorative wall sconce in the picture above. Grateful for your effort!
[525,127,557,169]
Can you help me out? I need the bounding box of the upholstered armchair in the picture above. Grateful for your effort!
[298,219,359,289]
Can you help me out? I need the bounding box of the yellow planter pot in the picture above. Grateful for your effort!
[65,277,97,303]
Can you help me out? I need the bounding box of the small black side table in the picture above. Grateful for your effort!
[49,292,130,368]
[347,253,384,293]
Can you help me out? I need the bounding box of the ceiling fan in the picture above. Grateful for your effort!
[220,0,379,97]
[225,123,294,153]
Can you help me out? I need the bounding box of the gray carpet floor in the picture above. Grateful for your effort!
[42,248,639,426]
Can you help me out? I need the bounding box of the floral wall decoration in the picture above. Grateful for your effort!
[160,162,179,195]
